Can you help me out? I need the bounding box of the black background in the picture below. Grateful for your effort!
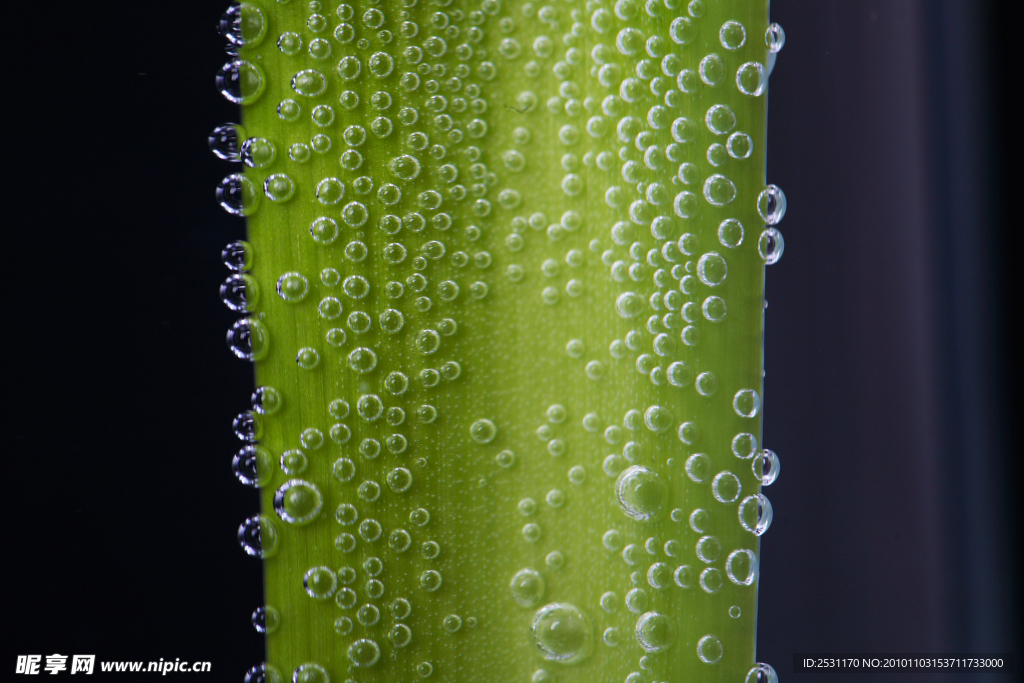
[3,1,1018,681]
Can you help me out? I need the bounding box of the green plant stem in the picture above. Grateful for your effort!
[237,1,770,682]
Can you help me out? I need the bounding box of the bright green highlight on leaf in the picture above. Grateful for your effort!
[231,0,776,682]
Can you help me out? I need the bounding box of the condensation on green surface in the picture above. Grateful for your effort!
[237,1,772,682]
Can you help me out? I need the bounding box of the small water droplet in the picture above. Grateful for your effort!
[510,568,546,607]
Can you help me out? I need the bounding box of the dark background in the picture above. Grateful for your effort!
[3,1,1018,681]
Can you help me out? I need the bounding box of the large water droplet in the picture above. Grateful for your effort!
[347,639,381,668]
[233,445,272,487]
[757,185,787,224]
[531,603,593,664]
[227,317,269,360]
[726,549,758,585]
[736,62,767,96]
[747,662,779,683]
[635,612,675,652]
[217,174,259,215]
[711,472,741,503]
[209,123,244,161]
[273,479,323,525]
[217,60,265,104]
[758,228,785,264]
[303,566,337,599]
[615,466,667,521]
[697,635,723,663]
[220,274,258,312]
[738,494,773,535]
[237,515,278,558]
[703,175,737,206]
[753,449,781,485]
[470,418,497,443]
[719,21,747,49]
[244,663,282,683]
[292,69,327,97]
[510,568,545,607]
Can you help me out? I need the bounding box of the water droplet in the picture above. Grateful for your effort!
[510,568,546,607]
[387,467,413,493]
[739,494,773,535]
[333,457,356,482]
[696,536,722,562]
[673,565,694,588]
[217,173,259,216]
[765,22,786,53]
[685,453,712,482]
[678,422,700,445]
[273,479,323,525]
[712,472,741,503]
[615,292,644,318]
[705,105,736,135]
[719,20,747,49]
[296,347,320,369]
[233,445,272,487]
[389,529,412,552]
[733,389,761,418]
[643,405,673,432]
[647,562,672,589]
[303,566,337,599]
[625,587,648,612]
[737,61,767,96]
[669,17,695,45]
[420,569,442,592]
[227,317,269,361]
[754,449,781,485]
[757,184,787,224]
[347,639,380,668]
[695,371,718,396]
[702,296,727,322]
[532,603,593,664]
[470,418,497,443]
[251,605,279,634]
[699,54,725,86]
[746,663,779,683]
[316,177,345,205]
[237,515,278,558]
[217,59,265,104]
[758,228,785,264]
[697,634,723,664]
[208,123,244,161]
[635,612,675,652]
[703,175,737,205]
[616,466,667,521]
